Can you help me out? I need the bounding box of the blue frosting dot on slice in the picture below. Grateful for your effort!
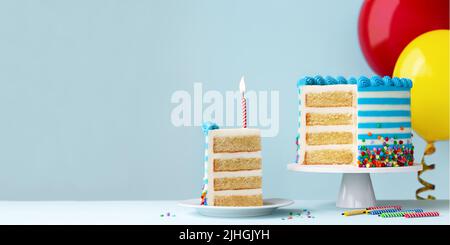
[202,122,219,135]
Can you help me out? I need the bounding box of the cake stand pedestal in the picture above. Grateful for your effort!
[287,164,422,209]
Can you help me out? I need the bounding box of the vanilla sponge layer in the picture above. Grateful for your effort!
[214,176,262,191]
[306,132,353,145]
[213,136,261,153]
[214,194,263,206]
[305,149,354,165]
[306,113,353,126]
[305,91,354,107]
[214,158,261,171]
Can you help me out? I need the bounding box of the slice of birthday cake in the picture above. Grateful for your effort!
[201,122,263,206]
[295,76,414,168]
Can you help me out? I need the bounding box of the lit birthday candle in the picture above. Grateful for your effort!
[239,76,247,128]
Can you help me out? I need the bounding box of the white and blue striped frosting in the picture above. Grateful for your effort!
[357,90,412,146]
[200,122,219,205]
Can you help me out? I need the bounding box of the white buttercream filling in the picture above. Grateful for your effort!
[214,189,262,196]
[213,169,262,178]
[303,107,354,114]
[305,144,354,151]
[212,151,261,159]
[302,125,354,133]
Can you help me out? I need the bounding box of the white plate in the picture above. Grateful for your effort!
[179,198,294,218]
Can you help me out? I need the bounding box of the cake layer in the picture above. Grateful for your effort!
[213,136,261,153]
[306,113,353,126]
[214,194,263,206]
[214,176,262,191]
[214,158,261,171]
[305,149,353,165]
[305,91,354,107]
[306,132,353,145]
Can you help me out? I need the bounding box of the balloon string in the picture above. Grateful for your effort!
[416,142,436,200]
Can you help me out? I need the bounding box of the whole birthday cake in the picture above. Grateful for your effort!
[200,122,263,206]
[295,75,414,168]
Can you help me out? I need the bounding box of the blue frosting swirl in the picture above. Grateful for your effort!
[202,122,219,135]
[296,75,413,89]
[358,76,371,87]
[348,77,357,84]
[383,76,395,86]
[314,75,326,85]
[392,77,402,87]
[324,76,338,85]
[401,78,413,88]
[372,76,384,86]
[336,76,348,84]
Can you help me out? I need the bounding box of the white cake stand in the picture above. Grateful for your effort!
[287,164,422,209]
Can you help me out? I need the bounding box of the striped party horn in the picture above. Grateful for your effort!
[366,208,401,215]
[366,205,401,210]
[379,211,415,218]
[404,211,440,218]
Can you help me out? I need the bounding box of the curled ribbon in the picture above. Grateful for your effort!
[415,142,436,200]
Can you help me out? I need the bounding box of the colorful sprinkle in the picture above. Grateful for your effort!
[358,136,414,168]
[281,209,315,220]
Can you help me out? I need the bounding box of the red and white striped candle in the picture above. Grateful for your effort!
[404,211,440,218]
[239,76,247,128]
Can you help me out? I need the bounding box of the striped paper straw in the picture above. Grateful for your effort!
[379,211,416,218]
[367,208,401,215]
[404,211,440,218]
[378,209,423,218]
[366,205,402,210]
[401,208,424,213]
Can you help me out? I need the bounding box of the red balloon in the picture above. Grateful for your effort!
[358,0,449,76]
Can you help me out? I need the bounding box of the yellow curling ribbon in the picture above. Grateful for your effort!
[416,142,436,200]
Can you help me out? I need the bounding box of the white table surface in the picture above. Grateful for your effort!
[0,200,448,225]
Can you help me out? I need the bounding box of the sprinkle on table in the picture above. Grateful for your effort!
[160,212,176,218]
[281,209,315,220]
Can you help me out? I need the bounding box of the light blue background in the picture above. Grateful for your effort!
[0,0,448,200]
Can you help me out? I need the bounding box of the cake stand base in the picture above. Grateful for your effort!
[336,173,375,208]
[287,164,422,209]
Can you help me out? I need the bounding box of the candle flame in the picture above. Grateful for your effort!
[239,76,246,94]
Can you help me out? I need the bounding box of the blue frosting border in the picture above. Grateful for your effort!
[297,75,412,91]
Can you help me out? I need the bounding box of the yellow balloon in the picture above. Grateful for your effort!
[394,29,449,142]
